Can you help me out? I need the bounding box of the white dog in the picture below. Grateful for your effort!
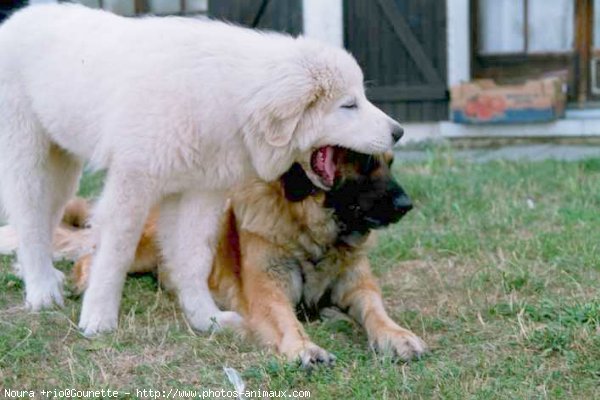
[0,4,403,335]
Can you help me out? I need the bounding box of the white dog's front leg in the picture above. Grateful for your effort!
[78,171,155,336]
[159,191,243,332]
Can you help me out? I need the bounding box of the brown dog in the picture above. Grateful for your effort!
[59,149,426,367]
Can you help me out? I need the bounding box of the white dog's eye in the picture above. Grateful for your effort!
[341,100,358,109]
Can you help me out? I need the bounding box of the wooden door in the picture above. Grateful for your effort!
[0,0,25,23]
[208,0,302,35]
[344,0,449,122]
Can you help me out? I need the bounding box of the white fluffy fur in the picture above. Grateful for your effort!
[0,4,402,335]
[0,225,18,255]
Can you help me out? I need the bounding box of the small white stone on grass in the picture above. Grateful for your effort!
[526,198,535,209]
[223,367,246,400]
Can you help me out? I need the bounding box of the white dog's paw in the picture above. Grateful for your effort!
[370,326,427,361]
[213,311,244,331]
[189,310,244,332]
[79,296,119,336]
[294,343,336,369]
[78,310,118,337]
[25,267,65,311]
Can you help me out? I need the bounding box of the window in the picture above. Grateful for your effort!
[478,0,574,54]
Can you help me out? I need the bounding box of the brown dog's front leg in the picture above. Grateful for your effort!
[332,257,427,361]
[239,233,335,368]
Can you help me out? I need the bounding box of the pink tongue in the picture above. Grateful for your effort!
[318,146,335,185]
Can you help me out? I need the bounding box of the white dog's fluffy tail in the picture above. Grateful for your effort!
[0,225,18,254]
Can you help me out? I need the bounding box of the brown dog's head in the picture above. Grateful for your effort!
[281,148,412,237]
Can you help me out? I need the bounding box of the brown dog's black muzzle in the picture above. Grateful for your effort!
[392,192,413,218]
[384,182,412,224]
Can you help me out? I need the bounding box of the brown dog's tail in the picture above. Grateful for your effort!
[61,197,92,228]
[53,198,96,262]
[0,197,96,262]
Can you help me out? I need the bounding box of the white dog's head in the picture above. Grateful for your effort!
[243,37,403,189]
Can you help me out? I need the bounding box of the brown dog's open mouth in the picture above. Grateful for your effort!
[310,146,338,188]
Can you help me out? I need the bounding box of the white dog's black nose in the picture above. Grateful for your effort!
[391,124,404,144]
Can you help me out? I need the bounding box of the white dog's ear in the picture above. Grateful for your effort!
[263,112,304,147]
[260,88,319,148]
[248,62,327,148]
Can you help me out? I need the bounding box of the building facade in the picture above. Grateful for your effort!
[11,0,600,141]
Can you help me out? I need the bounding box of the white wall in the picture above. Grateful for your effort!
[302,0,343,47]
[446,0,471,86]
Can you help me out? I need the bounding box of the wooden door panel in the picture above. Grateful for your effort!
[345,0,448,122]
[208,0,302,35]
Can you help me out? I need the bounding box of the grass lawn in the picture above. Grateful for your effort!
[1,150,599,399]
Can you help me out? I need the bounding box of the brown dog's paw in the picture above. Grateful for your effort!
[297,343,336,369]
[283,342,336,369]
[71,255,92,295]
[370,327,427,361]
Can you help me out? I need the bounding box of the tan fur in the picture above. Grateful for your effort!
[60,197,90,228]
[67,174,425,365]
[68,203,161,294]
